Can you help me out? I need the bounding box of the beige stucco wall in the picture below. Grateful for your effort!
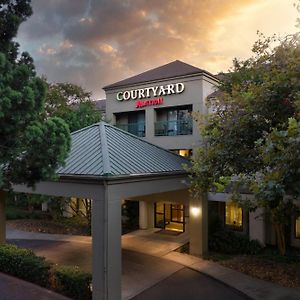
[104,74,217,151]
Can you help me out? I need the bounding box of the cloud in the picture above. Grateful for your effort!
[16,0,299,98]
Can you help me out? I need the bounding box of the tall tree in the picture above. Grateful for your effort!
[189,28,300,255]
[45,82,102,132]
[0,0,71,189]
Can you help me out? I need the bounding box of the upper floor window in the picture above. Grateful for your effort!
[115,111,145,137]
[155,105,193,136]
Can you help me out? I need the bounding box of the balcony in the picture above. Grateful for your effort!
[116,122,145,137]
[154,119,193,136]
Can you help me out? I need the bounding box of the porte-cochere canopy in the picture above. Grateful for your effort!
[57,121,190,179]
[12,122,193,300]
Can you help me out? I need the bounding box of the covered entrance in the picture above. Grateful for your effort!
[0,122,209,300]
[155,202,185,232]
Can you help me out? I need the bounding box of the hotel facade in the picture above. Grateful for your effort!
[103,60,300,248]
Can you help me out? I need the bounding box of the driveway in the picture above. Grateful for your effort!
[9,239,248,300]
[132,268,248,300]
[6,227,300,300]
[0,272,70,300]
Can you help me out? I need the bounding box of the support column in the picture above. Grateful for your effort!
[189,193,208,256]
[145,108,155,139]
[92,189,122,300]
[139,201,148,229]
[0,191,6,245]
[249,208,265,246]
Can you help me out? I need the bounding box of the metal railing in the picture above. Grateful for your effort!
[154,119,193,136]
[116,122,145,137]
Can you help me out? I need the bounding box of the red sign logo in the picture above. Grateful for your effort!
[136,97,163,108]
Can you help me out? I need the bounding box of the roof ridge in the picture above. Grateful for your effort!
[70,122,102,135]
[98,122,111,176]
[103,60,210,90]
[104,123,190,163]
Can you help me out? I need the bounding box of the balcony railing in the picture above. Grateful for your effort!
[155,119,193,136]
[116,122,145,137]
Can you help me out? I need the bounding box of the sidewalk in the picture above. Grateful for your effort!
[0,272,70,300]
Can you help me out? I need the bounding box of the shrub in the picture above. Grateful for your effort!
[209,230,262,255]
[5,206,32,220]
[53,266,92,300]
[0,244,52,287]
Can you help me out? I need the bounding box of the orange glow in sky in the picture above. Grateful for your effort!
[18,0,299,98]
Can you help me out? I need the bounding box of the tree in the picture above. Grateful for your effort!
[189,27,300,255]
[41,82,101,225]
[251,118,300,255]
[45,82,102,132]
[0,1,71,189]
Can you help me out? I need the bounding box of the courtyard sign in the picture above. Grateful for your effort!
[116,82,185,101]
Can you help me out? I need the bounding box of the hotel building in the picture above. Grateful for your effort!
[102,60,300,247]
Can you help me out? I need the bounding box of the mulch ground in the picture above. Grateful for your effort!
[7,219,90,236]
[219,255,300,289]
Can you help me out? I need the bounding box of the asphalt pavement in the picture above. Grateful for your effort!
[9,239,248,300]
[132,268,249,300]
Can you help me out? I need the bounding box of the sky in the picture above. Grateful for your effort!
[17,0,299,99]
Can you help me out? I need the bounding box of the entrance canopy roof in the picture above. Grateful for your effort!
[57,122,190,180]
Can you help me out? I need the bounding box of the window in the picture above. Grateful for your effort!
[296,207,300,238]
[170,149,192,158]
[155,105,192,136]
[225,202,243,230]
[115,111,145,137]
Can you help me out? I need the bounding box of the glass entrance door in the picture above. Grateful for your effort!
[155,202,165,229]
[155,202,185,232]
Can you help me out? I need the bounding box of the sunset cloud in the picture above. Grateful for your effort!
[17,0,299,98]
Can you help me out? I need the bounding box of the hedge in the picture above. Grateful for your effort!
[0,244,52,287]
[209,230,262,255]
[53,266,92,300]
[0,244,92,299]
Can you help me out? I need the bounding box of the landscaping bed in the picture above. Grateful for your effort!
[7,219,90,236]
[216,253,300,289]
[176,229,300,290]
[7,219,138,236]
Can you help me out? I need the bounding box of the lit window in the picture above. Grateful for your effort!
[225,202,243,230]
[296,209,300,238]
[179,149,190,157]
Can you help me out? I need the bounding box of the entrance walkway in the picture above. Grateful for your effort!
[122,228,189,256]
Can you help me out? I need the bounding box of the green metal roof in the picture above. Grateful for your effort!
[57,122,190,178]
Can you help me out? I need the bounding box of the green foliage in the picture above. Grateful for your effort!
[0,244,92,299]
[5,206,29,219]
[189,21,300,254]
[253,118,300,209]
[45,82,102,132]
[0,1,71,189]
[0,244,52,287]
[208,230,262,255]
[53,266,92,300]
